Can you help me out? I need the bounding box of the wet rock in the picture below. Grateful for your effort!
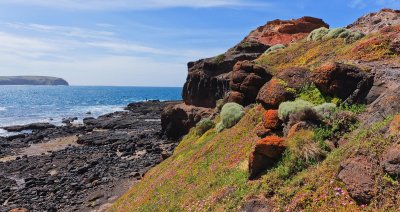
[4,123,56,132]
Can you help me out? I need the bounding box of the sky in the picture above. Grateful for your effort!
[0,0,398,86]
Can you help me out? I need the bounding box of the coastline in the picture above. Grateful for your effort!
[0,100,181,211]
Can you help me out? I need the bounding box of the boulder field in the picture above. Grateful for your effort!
[115,8,400,211]
[0,101,179,211]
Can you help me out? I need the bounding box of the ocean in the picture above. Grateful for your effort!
[0,86,182,135]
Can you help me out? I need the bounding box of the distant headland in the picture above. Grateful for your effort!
[0,76,69,86]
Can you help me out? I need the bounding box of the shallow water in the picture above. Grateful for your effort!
[0,86,181,136]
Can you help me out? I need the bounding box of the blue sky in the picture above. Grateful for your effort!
[0,0,398,86]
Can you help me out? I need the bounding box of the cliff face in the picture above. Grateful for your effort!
[182,17,328,108]
[0,76,69,86]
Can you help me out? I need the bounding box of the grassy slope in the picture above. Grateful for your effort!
[112,29,400,211]
[112,107,263,211]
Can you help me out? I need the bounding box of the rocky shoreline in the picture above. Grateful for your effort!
[0,100,180,212]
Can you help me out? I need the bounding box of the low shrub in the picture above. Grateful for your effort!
[216,102,245,132]
[216,122,225,132]
[308,27,364,43]
[264,44,286,54]
[215,99,226,113]
[296,84,328,105]
[287,129,326,163]
[313,103,337,117]
[284,108,324,135]
[278,100,314,121]
[195,118,215,136]
[307,27,330,41]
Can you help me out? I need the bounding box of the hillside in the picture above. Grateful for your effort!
[0,76,69,86]
[112,9,400,211]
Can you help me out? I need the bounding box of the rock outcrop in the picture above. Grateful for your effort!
[311,62,373,104]
[338,157,377,204]
[182,17,329,108]
[246,17,329,46]
[347,8,400,34]
[228,60,272,106]
[249,136,286,179]
[161,103,214,139]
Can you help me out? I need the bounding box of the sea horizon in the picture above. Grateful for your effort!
[0,86,182,135]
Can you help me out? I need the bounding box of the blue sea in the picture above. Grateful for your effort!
[0,86,182,135]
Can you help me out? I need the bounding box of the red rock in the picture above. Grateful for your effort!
[226,91,246,105]
[254,136,286,158]
[311,62,373,104]
[262,110,281,130]
[161,103,214,139]
[338,157,376,204]
[275,67,310,90]
[255,123,271,138]
[182,16,328,108]
[246,16,329,46]
[389,115,400,136]
[229,60,272,106]
[347,8,400,34]
[248,151,276,180]
[287,121,311,138]
[256,78,295,109]
[382,144,400,176]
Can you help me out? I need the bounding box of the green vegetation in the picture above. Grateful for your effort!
[195,118,215,136]
[111,107,262,211]
[217,102,245,132]
[213,54,226,63]
[257,31,397,72]
[307,27,330,41]
[296,84,329,105]
[278,99,314,121]
[313,103,337,117]
[264,44,286,54]
[308,27,365,43]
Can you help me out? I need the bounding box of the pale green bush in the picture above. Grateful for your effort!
[308,27,364,43]
[217,102,245,132]
[216,122,225,133]
[264,44,286,54]
[313,103,337,117]
[195,118,215,136]
[278,99,314,121]
[307,27,329,41]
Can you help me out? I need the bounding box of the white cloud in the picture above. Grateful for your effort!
[0,24,226,85]
[0,0,272,10]
[5,22,115,40]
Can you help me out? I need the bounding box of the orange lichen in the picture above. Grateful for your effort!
[263,110,281,130]
[254,136,286,158]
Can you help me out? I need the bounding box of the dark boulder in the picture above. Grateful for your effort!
[161,103,214,139]
[311,62,374,104]
[183,41,269,108]
[338,157,376,204]
[3,123,56,132]
[381,144,400,177]
[228,60,272,106]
